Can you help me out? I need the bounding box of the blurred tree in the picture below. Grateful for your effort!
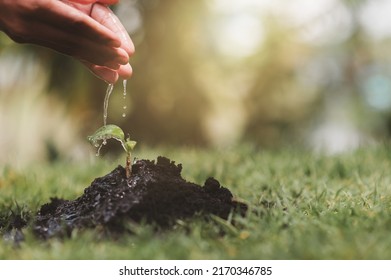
[242,18,320,146]
[307,0,391,152]
[3,0,391,156]
[121,0,210,146]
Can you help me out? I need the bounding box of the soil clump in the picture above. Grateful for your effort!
[33,157,247,239]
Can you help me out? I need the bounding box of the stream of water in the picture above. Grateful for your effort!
[103,83,114,126]
[97,80,128,156]
[122,79,127,118]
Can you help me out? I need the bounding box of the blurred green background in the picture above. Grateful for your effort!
[1,0,391,166]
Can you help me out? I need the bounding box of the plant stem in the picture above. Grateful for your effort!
[125,153,132,179]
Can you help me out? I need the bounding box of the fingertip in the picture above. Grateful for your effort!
[103,70,119,84]
[90,65,119,84]
[106,61,121,70]
[116,47,130,63]
[83,61,131,83]
[117,30,135,57]
[118,64,133,80]
[125,42,135,57]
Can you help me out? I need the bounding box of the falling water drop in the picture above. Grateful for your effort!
[122,79,128,118]
[123,79,127,98]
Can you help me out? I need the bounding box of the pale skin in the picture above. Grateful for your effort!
[0,0,134,83]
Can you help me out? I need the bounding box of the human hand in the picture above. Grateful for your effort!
[0,0,134,83]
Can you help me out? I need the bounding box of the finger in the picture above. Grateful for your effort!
[90,3,135,56]
[43,1,121,47]
[83,62,132,83]
[117,63,133,80]
[83,62,119,83]
[68,0,119,5]
[23,19,128,68]
[64,38,129,67]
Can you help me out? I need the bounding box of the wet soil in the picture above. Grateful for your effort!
[33,157,247,239]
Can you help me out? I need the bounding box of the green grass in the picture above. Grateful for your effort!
[1,145,391,259]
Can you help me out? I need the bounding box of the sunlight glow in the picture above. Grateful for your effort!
[213,14,263,58]
[209,0,266,58]
[210,0,391,55]
[359,0,391,40]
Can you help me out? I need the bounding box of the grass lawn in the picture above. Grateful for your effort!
[1,145,391,259]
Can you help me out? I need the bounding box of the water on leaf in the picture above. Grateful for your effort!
[96,142,105,156]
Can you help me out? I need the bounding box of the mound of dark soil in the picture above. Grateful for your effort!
[33,157,247,239]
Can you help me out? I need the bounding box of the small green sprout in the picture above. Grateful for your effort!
[88,124,137,178]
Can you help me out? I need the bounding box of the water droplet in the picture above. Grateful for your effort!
[122,79,128,118]
[123,80,127,97]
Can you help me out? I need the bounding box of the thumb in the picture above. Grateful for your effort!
[91,4,134,56]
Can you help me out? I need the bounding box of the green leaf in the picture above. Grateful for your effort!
[87,124,125,144]
[87,124,136,154]
[125,140,137,151]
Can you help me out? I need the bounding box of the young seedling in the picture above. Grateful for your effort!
[88,124,137,178]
